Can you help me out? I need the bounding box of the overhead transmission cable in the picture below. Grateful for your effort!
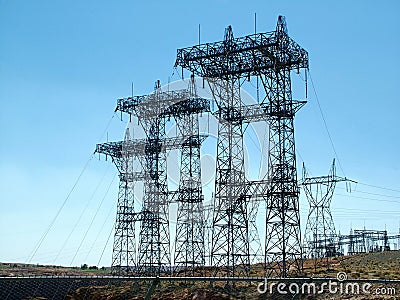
[357,182,400,194]
[97,222,115,266]
[84,183,119,262]
[306,71,346,177]
[299,72,400,195]
[28,113,117,263]
[27,155,93,264]
[70,173,118,266]
[336,185,400,199]
[53,164,112,264]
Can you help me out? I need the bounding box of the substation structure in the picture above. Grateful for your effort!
[339,229,400,255]
[96,16,309,278]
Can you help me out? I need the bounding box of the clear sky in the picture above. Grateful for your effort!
[1,0,400,267]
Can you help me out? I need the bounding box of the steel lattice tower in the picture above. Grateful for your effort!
[301,159,354,266]
[114,82,209,275]
[261,17,307,277]
[175,16,308,277]
[178,27,251,277]
[171,78,209,275]
[95,129,136,274]
[115,84,189,275]
[96,132,190,274]
[136,83,170,275]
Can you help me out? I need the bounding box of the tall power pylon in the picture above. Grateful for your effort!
[96,133,184,274]
[95,129,136,274]
[262,17,307,277]
[177,27,252,277]
[301,159,354,265]
[96,129,191,273]
[175,16,308,277]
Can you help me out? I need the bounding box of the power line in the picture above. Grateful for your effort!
[70,173,117,266]
[84,187,118,262]
[53,164,112,264]
[28,155,93,264]
[28,113,117,264]
[335,192,400,204]
[357,182,400,194]
[336,186,400,199]
[333,207,400,214]
[97,223,115,266]
[307,70,346,177]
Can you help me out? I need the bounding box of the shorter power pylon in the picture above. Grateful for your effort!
[301,159,355,269]
[95,128,135,274]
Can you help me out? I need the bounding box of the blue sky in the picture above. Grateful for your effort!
[1,0,400,267]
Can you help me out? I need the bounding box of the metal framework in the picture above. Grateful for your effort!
[301,159,354,270]
[171,78,209,275]
[97,14,308,279]
[347,229,391,255]
[115,83,181,275]
[175,15,308,277]
[95,129,136,274]
[110,80,210,276]
[333,229,400,255]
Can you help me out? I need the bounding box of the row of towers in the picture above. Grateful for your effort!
[96,16,309,277]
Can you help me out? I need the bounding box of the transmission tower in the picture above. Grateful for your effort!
[175,16,308,277]
[115,81,209,275]
[134,82,171,275]
[95,128,135,274]
[114,83,187,275]
[301,159,354,267]
[177,27,251,277]
[171,77,209,275]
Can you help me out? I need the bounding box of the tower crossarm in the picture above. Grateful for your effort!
[175,23,308,79]
[95,141,125,158]
[301,159,357,187]
[161,97,210,117]
[301,175,355,186]
[115,95,147,114]
[386,234,400,240]
[115,90,191,117]
[95,135,207,158]
[213,101,306,123]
